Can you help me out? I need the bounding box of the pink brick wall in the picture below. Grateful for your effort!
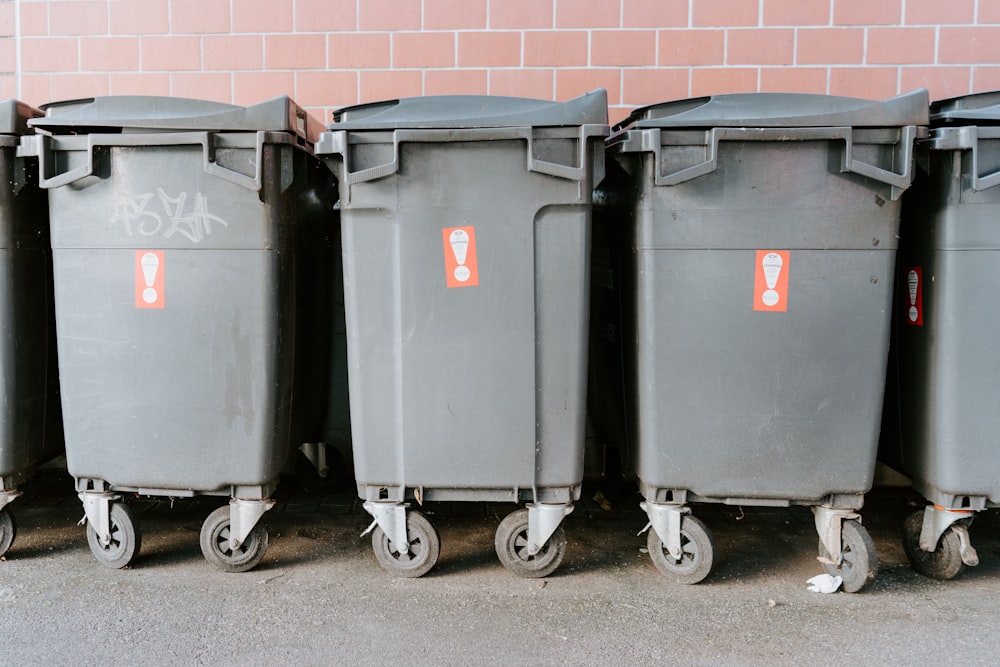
[3,0,999,124]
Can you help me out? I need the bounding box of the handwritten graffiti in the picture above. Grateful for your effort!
[156,189,229,243]
[111,191,162,237]
[111,188,229,243]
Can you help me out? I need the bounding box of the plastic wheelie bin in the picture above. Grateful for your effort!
[317,90,609,577]
[591,90,928,592]
[20,95,330,572]
[884,91,1000,580]
[287,169,352,495]
[0,100,64,557]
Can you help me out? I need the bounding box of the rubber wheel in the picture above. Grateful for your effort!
[199,505,269,573]
[296,444,348,495]
[819,518,877,593]
[86,502,141,569]
[902,509,966,581]
[371,510,439,578]
[494,508,568,579]
[0,507,16,557]
[647,514,715,584]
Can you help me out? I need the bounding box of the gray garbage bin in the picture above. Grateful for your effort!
[886,91,1000,580]
[317,90,608,578]
[287,174,353,496]
[592,90,927,592]
[0,100,63,557]
[21,95,330,572]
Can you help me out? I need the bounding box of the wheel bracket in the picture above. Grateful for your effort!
[919,505,972,553]
[229,498,276,551]
[641,502,689,560]
[0,490,21,512]
[813,505,859,566]
[79,491,118,547]
[362,501,409,552]
[526,503,573,556]
[299,442,329,478]
[952,523,979,567]
[919,505,978,566]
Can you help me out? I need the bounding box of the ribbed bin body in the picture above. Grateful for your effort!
[319,91,608,503]
[591,91,927,505]
[31,96,327,496]
[890,92,1000,509]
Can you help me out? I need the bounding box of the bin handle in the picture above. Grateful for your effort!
[928,126,1000,192]
[526,125,610,181]
[326,128,400,186]
[631,125,918,199]
[29,131,271,192]
[324,125,609,186]
[841,125,918,199]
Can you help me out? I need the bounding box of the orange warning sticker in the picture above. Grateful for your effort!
[442,226,479,288]
[135,250,165,309]
[905,266,923,326]
[753,250,789,312]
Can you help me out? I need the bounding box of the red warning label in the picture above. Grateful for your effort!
[753,250,789,312]
[442,226,479,288]
[135,250,165,309]
[905,266,923,326]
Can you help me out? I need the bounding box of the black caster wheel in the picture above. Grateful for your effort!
[86,503,141,569]
[902,510,966,581]
[0,507,16,557]
[200,505,269,573]
[647,514,715,584]
[371,510,439,578]
[819,518,877,593]
[494,508,567,579]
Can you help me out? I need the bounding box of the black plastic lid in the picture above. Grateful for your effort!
[29,95,320,141]
[331,89,608,130]
[621,89,929,129]
[930,91,1000,126]
[0,99,42,136]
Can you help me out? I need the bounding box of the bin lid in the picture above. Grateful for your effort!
[620,89,929,129]
[0,99,42,135]
[29,95,320,141]
[930,91,1000,125]
[330,89,608,130]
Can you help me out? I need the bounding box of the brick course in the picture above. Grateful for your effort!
[5,0,1000,122]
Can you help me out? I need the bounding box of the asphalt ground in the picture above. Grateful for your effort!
[2,466,1000,665]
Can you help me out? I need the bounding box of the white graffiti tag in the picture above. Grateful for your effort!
[111,190,162,236]
[111,188,229,243]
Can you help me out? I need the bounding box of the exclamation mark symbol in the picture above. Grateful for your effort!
[449,229,470,283]
[907,269,919,323]
[761,252,783,307]
[442,226,478,288]
[141,252,160,304]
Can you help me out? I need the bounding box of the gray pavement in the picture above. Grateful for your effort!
[2,468,1000,665]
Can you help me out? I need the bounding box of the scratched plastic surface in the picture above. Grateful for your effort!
[591,90,927,504]
[32,97,335,496]
[318,91,609,504]
[886,93,1000,508]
